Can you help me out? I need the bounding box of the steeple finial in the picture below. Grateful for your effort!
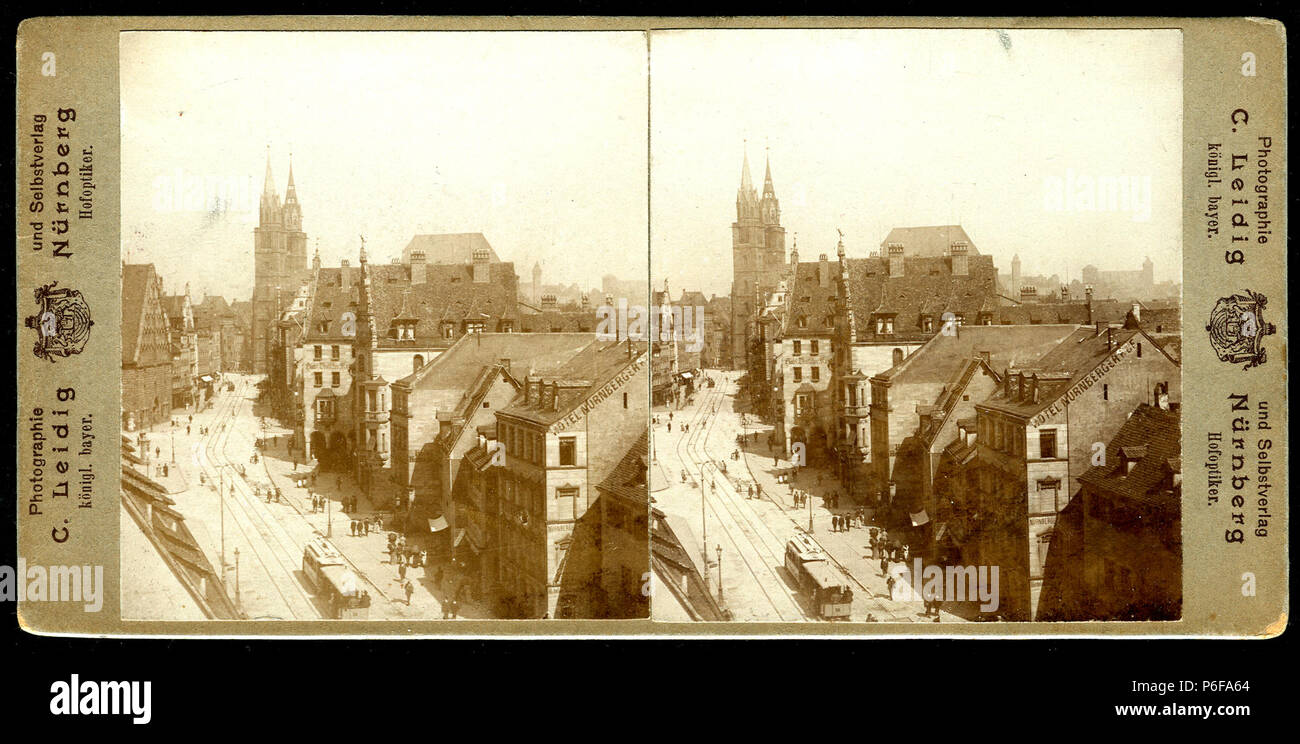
[359,235,367,264]
[763,146,775,196]
[286,151,296,194]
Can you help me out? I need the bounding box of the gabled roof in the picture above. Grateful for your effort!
[1079,404,1181,508]
[980,326,1177,418]
[396,332,594,393]
[873,324,1078,384]
[122,264,169,367]
[596,431,649,505]
[880,225,979,256]
[401,233,500,265]
[502,340,647,426]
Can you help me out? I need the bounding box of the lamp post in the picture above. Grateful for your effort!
[233,547,241,610]
[715,544,723,603]
[808,486,814,533]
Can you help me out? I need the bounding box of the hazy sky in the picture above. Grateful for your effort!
[650,29,1183,297]
[121,32,649,302]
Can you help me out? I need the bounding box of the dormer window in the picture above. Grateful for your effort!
[797,315,807,329]
[874,315,895,335]
[392,319,418,341]
[441,322,456,339]
[921,315,934,333]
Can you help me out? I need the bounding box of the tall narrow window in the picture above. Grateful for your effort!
[559,437,577,467]
[1039,429,1057,459]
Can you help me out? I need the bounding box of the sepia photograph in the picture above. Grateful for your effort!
[648,28,1184,622]
[117,31,651,621]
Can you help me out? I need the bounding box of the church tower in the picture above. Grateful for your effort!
[730,145,785,370]
[252,149,308,375]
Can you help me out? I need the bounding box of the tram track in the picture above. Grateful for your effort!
[670,378,805,622]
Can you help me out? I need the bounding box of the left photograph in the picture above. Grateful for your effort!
[118,31,650,621]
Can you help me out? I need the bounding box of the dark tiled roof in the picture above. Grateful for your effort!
[122,264,169,367]
[783,261,841,338]
[880,225,978,256]
[401,233,500,264]
[596,431,649,504]
[518,308,597,333]
[304,268,361,342]
[365,262,519,347]
[845,254,1000,344]
[1079,404,1180,508]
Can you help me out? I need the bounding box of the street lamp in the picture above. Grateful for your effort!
[808,486,814,534]
[233,547,241,610]
[715,544,723,603]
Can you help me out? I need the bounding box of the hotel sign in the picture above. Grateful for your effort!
[1030,338,1135,427]
[552,355,646,432]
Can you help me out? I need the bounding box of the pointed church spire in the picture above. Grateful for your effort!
[285,152,297,197]
[263,145,276,196]
[763,148,775,196]
[740,140,754,193]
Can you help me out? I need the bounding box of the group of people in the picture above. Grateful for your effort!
[309,493,329,513]
[349,516,382,536]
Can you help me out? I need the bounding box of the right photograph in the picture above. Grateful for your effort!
[648,28,1184,623]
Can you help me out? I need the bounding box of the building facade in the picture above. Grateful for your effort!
[251,154,309,374]
[122,264,175,431]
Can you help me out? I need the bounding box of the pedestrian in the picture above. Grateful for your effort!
[404,581,414,606]
[187,425,191,435]
[399,562,407,581]
[880,556,889,576]
[887,575,897,599]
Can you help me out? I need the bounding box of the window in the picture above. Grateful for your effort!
[331,345,340,360]
[922,316,934,332]
[413,354,424,373]
[331,371,340,387]
[797,316,808,329]
[466,321,486,334]
[1102,384,1109,401]
[1137,343,1143,358]
[1039,429,1057,459]
[892,348,904,366]
[793,340,802,355]
[792,367,802,382]
[313,372,323,387]
[811,340,819,355]
[556,487,579,519]
[811,367,820,382]
[314,345,322,361]
[623,392,628,409]
[559,437,577,467]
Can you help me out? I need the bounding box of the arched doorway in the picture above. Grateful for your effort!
[309,431,327,463]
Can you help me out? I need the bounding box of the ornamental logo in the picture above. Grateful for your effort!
[24,281,93,362]
[1206,290,1274,370]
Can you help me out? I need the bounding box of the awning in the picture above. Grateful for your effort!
[680,371,694,379]
[910,509,930,527]
[427,516,449,533]
[200,375,214,383]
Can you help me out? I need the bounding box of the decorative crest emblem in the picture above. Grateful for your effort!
[24,281,93,362]
[1206,289,1274,370]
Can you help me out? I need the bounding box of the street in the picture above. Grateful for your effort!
[129,374,486,621]
[651,370,965,623]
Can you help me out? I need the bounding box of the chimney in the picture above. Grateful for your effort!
[1130,302,1141,322]
[340,259,351,289]
[1030,374,1039,404]
[1016,373,1025,400]
[1019,286,1038,304]
[498,358,510,374]
[410,250,427,285]
[472,247,491,284]
[1084,284,1095,323]
[525,376,541,406]
[1004,370,1013,397]
[978,350,991,365]
[950,241,969,276]
[887,243,905,277]
[819,253,830,288]
[1095,320,1106,337]
[1106,327,1114,351]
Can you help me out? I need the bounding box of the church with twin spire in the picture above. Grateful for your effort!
[252,151,310,374]
[729,146,787,371]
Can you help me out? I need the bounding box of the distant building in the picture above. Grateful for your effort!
[730,149,786,372]
[251,153,310,374]
[121,264,174,431]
